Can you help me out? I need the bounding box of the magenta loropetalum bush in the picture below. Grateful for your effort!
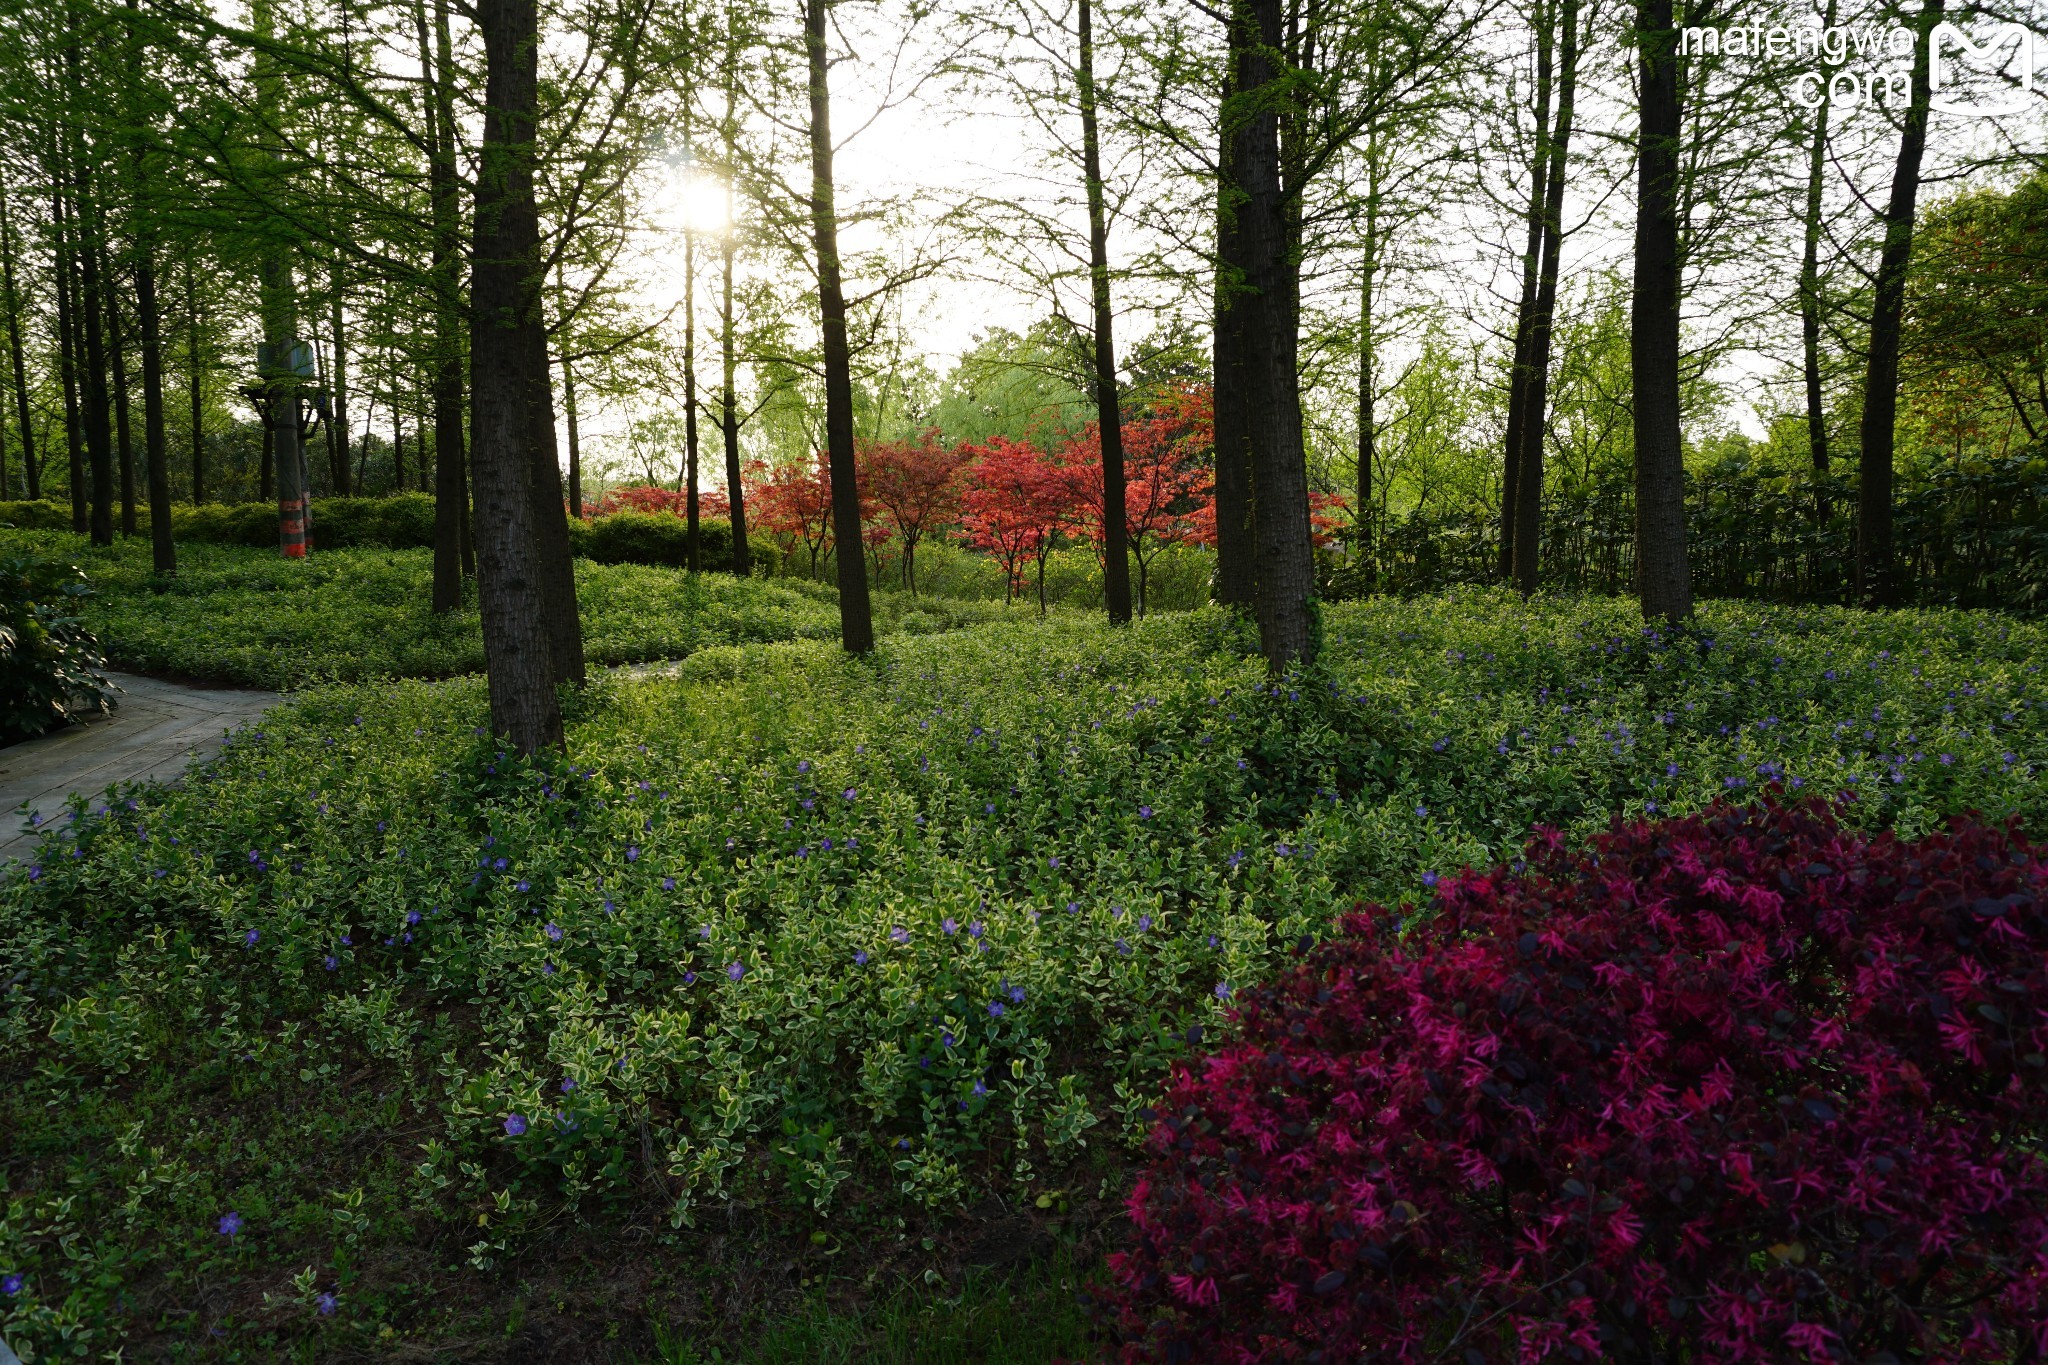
[1104,799,2048,1363]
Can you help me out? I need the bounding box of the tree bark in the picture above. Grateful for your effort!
[1232,0,1317,669]
[684,228,700,571]
[1500,0,1554,582]
[806,0,874,654]
[104,251,136,535]
[562,351,580,514]
[1629,0,1691,622]
[53,192,86,532]
[1077,0,1132,625]
[0,189,35,499]
[135,236,173,573]
[1513,0,1578,596]
[1799,0,1837,528]
[1855,0,1940,610]
[1211,62,1256,612]
[473,0,568,751]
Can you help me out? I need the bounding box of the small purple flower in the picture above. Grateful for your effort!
[244,929,259,947]
[942,1030,957,1048]
[1422,871,1440,888]
[943,917,959,935]
[890,925,910,943]
[972,1079,988,1097]
[545,922,563,942]
[1010,985,1026,1003]
[1939,753,1954,765]
[542,962,557,975]
[1227,850,1245,870]
[3,1273,24,1295]
[663,876,676,891]
[1116,938,1131,956]
[1414,805,1428,818]
[726,962,744,982]
[854,949,869,965]
[406,910,422,926]
[988,1001,1005,1017]
[682,970,698,985]
[798,759,811,773]
[1214,982,1233,999]
[217,1211,243,1237]
[626,846,640,863]
[316,1291,338,1315]
[514,880,531,893]
[561,1077,577,1093]
[968,920,985,939]
[504,1114,527,1137]
[1137,915,1153,932]
[1138,805,1154,820]
[1048,855,1060,869]
[699,925,712,939]
[323,955,338,971]
[844,788,857,801]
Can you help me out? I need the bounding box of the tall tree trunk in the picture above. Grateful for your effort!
[185,260,204,503]
[1513,0,1578,596]
[329,260,352,494]
[524,332,581,682]
[1629,0,1691,622]
[1500,0,1554,582]
[473,0,570,750]
[0,189,34,499]
[1355,108,1383,588]
[73,166,116,548]
[424,0,469,610]
[104,254,136,535]
[53,192,86,531]
[1799,0,1837,528]
[684,228,700,571]
[719,40,750,577]
[1211,57,1258,613]
[261,258,307,556]
[1855,0,1940,611]
[135,236,173,573]
[1231,0,1317,669]
[260,421,273,500]
[1078,0,1132,625]
[806,0,874,654]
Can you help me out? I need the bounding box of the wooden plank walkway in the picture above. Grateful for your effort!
[0,672,282,863]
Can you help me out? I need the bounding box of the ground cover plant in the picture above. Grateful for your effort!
[0,529,1011,690]
[0,553,115,743]
[1,590,2044,1357]
[1102,798,2048,1362]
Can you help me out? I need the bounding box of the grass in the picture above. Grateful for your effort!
[2,586,2044,1358]
[0,529,1030,690]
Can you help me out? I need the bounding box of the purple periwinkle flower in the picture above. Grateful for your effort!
[545,923,563,942]
[1010,985,1025,1003]
[844,788,856,801]
[942,1030,957,1048]
[217,1211,243,1237]
[943,918,959,935]
[1422,871,1440,888]
[854,949,869,965]
[1214,982,1233,999]
[316,1291,338,1315]
[1138,805,1153,820]
[626,846,640,862]
[682,970,698,985]
[988,1001,1005,1017]
[244,929,259,947]
[890,925,910,943]
[968,921,985,939]
[323,955,338,971]
[1,1273,22,1295]
[504,1114,527,1137]
[663,876,676,891]
[561,1077,577,1093]
[972,1079,988,1097]
[515,880,531,893]
[726,962,744,982]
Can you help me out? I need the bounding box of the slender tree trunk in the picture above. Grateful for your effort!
[104,255,136,535]
[53,192,86,531]
[473,0,567,750]
[1077,0,1132,625]
[135,237,173,573]
[185,260,203,503]
[1513,0,1578,596]
[1855,0,1940,611]
[1630,0,1691,621]
[392,400,405,489]
[1211,62,1256,611]
[807,0,874,654]
[1799,0,1837,529]
[719,42,750,577]
[260,258,307,556]
[260,421,274,500]
[329,262,352,494]
[562,350,580,514]
[1233,0,1317,669]
[425,0,468,610]
[1355,115,1382,587]
[73,169,116,547]
[1501,0,1554,581]
[0,190,35,500]
[684,229,700,571]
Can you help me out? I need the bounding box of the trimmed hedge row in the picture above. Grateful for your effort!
[0,498,780,576]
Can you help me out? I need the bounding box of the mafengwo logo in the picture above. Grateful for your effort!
[1931,19,2034,116]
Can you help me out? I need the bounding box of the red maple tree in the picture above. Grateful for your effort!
[854,429,972,595]
[1054,385,1214,616]
[958,435,1066,612]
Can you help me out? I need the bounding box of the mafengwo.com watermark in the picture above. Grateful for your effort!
[1680,7,2036,116]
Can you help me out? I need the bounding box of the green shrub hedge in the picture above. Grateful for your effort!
[0,497,782,575]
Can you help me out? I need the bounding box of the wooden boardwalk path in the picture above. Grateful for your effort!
[0,673,282,863]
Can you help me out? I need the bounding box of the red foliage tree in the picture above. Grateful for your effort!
[1057,386,1213,615]
[1102,797,2048,1363]
[959,435,1065,611]
[855,428,972,594]
[746,458,835,580]
[591,482,730,521]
